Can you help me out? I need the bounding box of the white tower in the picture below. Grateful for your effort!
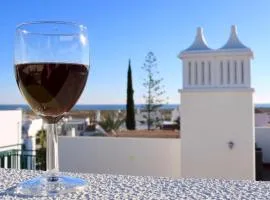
[179,26,255,180]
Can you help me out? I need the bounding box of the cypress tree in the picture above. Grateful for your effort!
[126,59,136,130]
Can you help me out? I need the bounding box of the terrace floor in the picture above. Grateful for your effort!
[1,168,270,199]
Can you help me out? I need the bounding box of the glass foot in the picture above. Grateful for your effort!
[14,174,87,197]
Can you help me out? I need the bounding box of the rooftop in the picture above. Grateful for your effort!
[220,25,250,50]
[179,25,253,58]
[181,27,211,53]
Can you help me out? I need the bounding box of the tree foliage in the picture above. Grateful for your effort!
[142,52,167,130]
[36,147,46,170]
[36,129,46,170]
[98,112,124,134]
[36,129,46,148]
[126,59,136,130]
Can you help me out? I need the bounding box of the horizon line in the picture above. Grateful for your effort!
[0,103,269,105]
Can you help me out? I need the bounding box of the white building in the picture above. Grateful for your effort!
[179,26,255,180]
[135,109,163,130]
[0,110,23,169]
[62,117,88,136]
[22,118,43,162]
[171,105,181,122]
[22,118,43,138]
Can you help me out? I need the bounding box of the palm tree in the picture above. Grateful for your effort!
[98,112,124,135]
[36,129,46,170]
[36,129,46,148]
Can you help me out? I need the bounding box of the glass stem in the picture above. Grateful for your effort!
[46,123,59,173]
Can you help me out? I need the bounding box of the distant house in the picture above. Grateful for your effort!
[22,118,45,152]
[135,109,163,130]
[80,124,107,137]
[171,106,181,122]
[255,113,269,127]
[62,117,88,136]
[22,118,43,138]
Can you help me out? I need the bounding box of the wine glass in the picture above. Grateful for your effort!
[14,21,89,196]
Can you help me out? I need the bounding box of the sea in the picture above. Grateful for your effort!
[0,104,180,111]
[0,103,269,111]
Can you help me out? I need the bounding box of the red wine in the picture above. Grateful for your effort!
[16,62,88,123]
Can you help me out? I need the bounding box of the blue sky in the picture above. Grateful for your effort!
[0,1,270,104]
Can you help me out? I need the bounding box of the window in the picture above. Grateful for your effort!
[241,61,244,84]
[195,62,198,85]
[201,62,205,85]
[220,61,223,84]
[227,61,230,84]
[234,61,237,84]
[208,62,211,84]
[188,62,191,85]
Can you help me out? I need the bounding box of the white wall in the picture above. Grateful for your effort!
[59,137,181,178]
[181,90,255,180]
[182,54,251,89]
[0,110,22,151]
[255,127,270,163]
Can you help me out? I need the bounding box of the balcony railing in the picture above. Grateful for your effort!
[0,148,36,170]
